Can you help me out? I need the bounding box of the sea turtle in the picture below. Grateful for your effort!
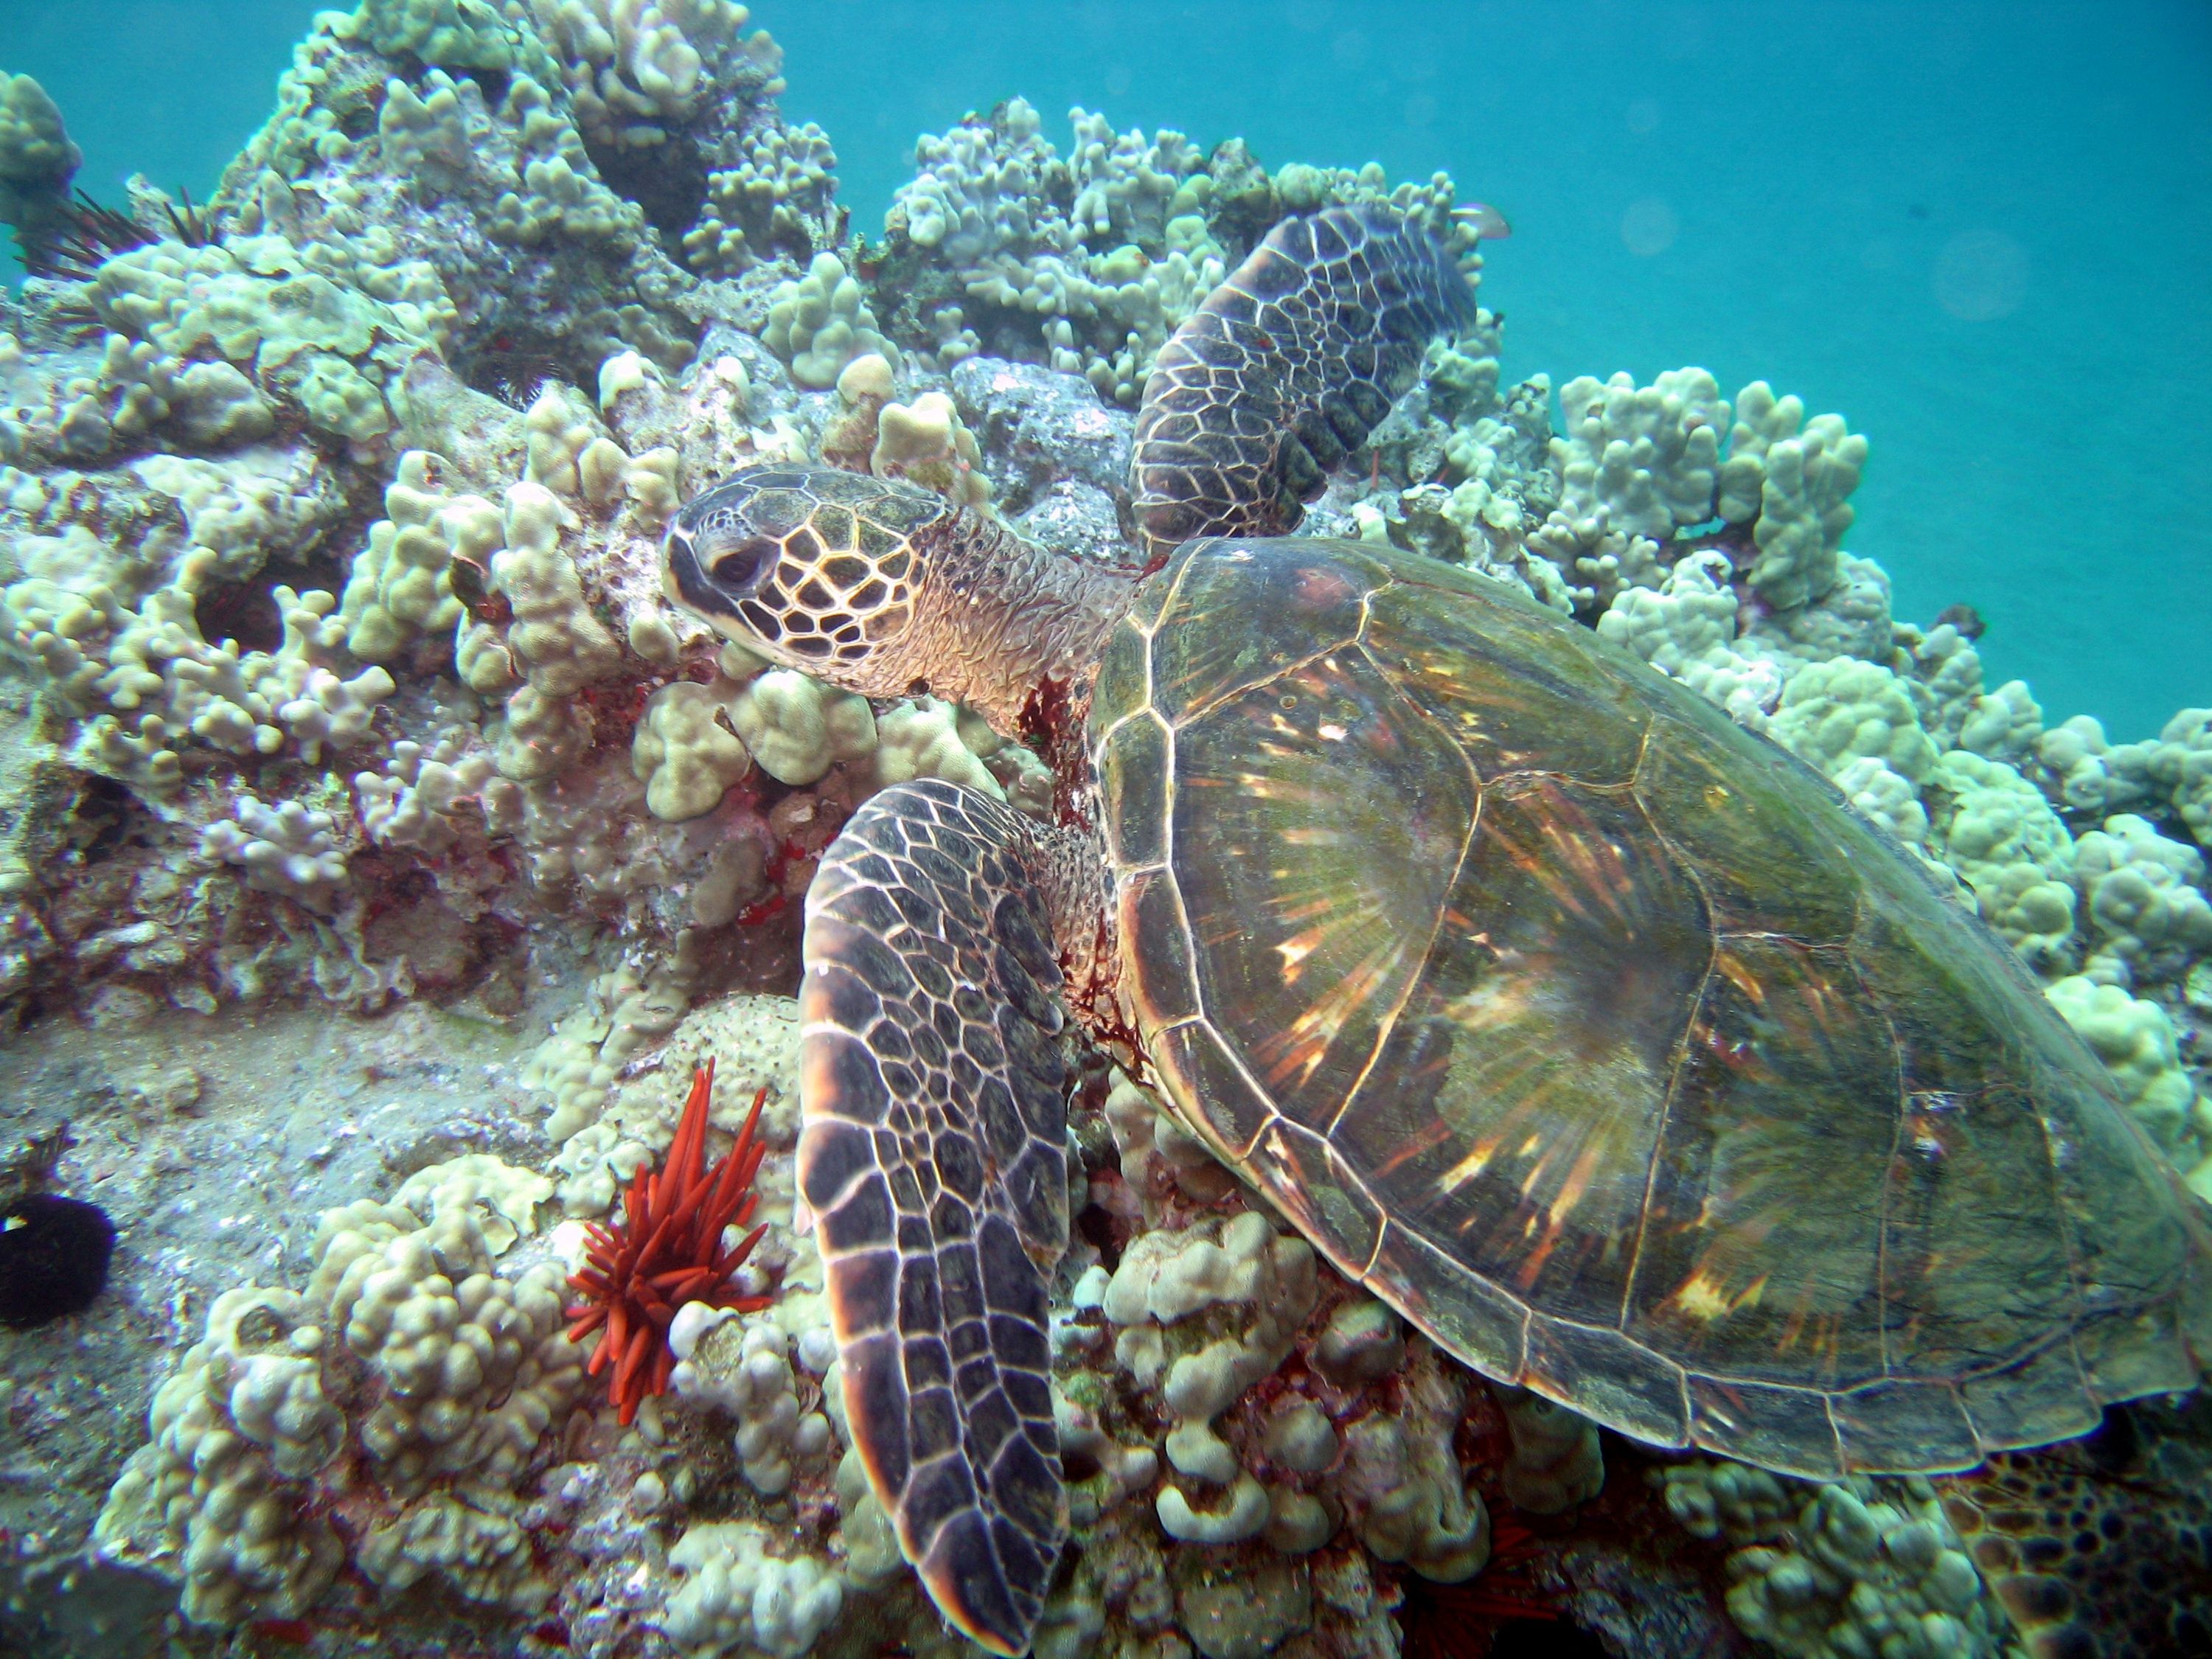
[660,205,2211,1655]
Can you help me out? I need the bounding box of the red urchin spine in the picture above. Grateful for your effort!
[565,1059,775,1422]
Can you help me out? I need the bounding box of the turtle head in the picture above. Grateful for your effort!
[661,467,947,690]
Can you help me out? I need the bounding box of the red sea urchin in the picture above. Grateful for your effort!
[566,1060,773,1423]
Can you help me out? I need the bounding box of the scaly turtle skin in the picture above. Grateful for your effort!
[1128,204,1476,560]
[1939,1393,2212,1658]
[661,205,2211,1656]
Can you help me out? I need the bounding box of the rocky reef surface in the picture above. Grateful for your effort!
[1,6,2208,1658]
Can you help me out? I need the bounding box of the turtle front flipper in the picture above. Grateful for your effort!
[798,779,1071,1656]
[1130,203,1479,561]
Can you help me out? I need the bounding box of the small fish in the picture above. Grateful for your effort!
[449,555,512,627]
[1933,602,1986,641]
[1455,201,1512,241]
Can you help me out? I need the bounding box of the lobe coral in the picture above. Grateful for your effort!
[566,1059,773,1422]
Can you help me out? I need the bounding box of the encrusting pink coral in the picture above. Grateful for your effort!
[565,1059,773,1422]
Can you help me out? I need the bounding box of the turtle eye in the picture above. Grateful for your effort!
[710,536,779,594]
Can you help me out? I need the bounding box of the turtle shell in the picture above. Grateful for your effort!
[1088,535,2211,1479]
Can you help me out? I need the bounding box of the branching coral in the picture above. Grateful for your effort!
[881,97,1478,402]
[682,119,838,276]
[566,1060,774,1422]
[96,1162,579,1627]
[1716,381,1868,608]
[520,0,782,148]
[762,250,897,389]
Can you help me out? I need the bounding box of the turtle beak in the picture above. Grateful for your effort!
[662,512,790,651]
[660,520,708,612]
[661,517,753,625]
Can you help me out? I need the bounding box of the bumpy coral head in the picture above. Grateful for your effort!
[663,466,944,694]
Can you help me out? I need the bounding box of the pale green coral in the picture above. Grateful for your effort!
[1660,1464,2010,1659]
[1957,678,2043,765]
[1544,368,1726,543]
[1907,622,2042,763]
[1740,552,1893,672]
[338,451,487,661]
[762,251,897,389]
[1526,367,1723,608]
[1595,550,1781,727]
[658,1521,842,1658]
[1716,381,1868,609]
[1769,658,1938,783]
[309,1195,583,1498]
[135,451,331,585]
[485,75,643,245]
[356,0,529,71]
[88,234,445,452]
[200,793,350,913]
[2030,711,2212,830]
[2045,975,2205,1164]
[681,119,838,276]
[375,70,479,177]
[53,335,276,459]
[2072,813,2212,987]
[482,482,625,778]
[4,568,395,795]
[869,390,989,508]
[353,729,510,853]
[1068,105,1209,248]
[632,679,753,820]
[1926,750,2077,966]
[354,1487,546,1613]
[1492,1385,1602,1516]
[1830,757,1929,848]
[896,98,1240,400]
[299,356,392,445]
[894,95,1057,268]
[91,1288,347,1627]
[667,1304,835,1497]
[2037,714,2145,815]
[0,72,80,232]
[726,669,877,786]
[94,1178,582,1630]
[1102,1211,1322,1550]
[890,99,1471,401]
[518,0,783,150]
[1385,374,1572,608]
[1335,1371,1489,1581]
[2139,708,2212,848]
[873,695,1001,799]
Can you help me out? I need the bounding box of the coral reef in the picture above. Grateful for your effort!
[873,97,1486,405]
[1,6,2207,1659]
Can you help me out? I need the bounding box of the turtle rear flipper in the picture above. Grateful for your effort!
[799,779,1071,1656]
[1130,203,1478,562]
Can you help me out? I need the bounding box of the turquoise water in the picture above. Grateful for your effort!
[7,0,2208,738]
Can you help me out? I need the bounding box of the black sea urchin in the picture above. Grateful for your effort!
[0,1193,116,1328]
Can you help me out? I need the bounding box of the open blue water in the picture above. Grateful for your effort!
[6,0,2207,740]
